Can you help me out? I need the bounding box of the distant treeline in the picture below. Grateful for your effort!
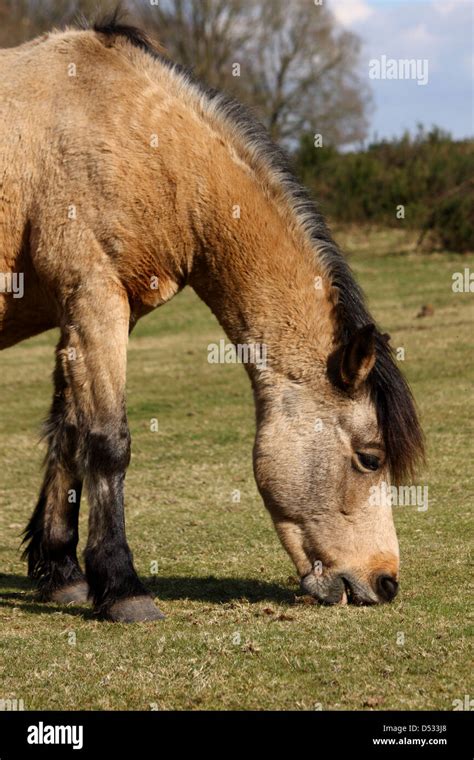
[296,126,474,252]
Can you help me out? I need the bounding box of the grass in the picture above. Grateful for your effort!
[0,227,472,711]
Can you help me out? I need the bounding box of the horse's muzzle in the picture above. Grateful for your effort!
[300,570,398,605]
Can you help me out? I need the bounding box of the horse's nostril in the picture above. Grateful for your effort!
[376,574,399,602]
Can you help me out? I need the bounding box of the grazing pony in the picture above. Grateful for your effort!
[0,16,423,621]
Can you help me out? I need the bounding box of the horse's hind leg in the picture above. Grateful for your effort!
[22,337,88,603]
[61,282,163,622]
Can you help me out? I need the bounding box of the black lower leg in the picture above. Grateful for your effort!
[22,341,86,600]
[84,424,151,615]
[22,474,84,599]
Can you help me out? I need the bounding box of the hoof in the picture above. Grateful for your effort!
[104,596,165,623]
[49,580,90,605]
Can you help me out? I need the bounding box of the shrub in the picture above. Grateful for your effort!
[295,126,474,251]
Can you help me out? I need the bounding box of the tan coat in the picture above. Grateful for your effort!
[1,23,423,618]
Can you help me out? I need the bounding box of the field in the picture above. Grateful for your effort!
[0,227,472,711]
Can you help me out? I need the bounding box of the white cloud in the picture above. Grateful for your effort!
[332,0,374,27]
[404,23,438,47]
[398,22,441,68]
[353,0,473,141]
[434,0,469,17]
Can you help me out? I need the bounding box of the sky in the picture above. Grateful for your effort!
[331,0,473,143]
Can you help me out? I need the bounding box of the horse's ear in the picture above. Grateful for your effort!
[328,324,377,391]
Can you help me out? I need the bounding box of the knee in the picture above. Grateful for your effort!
[86,422,131,475]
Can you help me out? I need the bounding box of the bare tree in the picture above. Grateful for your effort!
[132,0,250,93]
[245,0,371,145]
[0,0,113,47]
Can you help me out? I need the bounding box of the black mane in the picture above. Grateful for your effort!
[91,9,425,483]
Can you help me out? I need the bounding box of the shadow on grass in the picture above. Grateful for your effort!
[145,575,295,604]
[0,573,295,619]
[0,573,97,619]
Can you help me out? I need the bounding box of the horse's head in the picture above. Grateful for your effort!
[253,324,423,605]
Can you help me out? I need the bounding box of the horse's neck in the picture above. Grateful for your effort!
[186,153,336,379]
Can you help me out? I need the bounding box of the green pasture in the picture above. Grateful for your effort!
[0,228,472,710]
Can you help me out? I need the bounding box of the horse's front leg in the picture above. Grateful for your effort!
[63,283,164,623]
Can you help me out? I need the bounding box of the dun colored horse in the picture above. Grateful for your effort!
[0,15,424,621]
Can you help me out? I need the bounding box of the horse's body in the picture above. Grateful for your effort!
[0,18,423,621]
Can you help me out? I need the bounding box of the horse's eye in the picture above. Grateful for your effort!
[356,452,380,472]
